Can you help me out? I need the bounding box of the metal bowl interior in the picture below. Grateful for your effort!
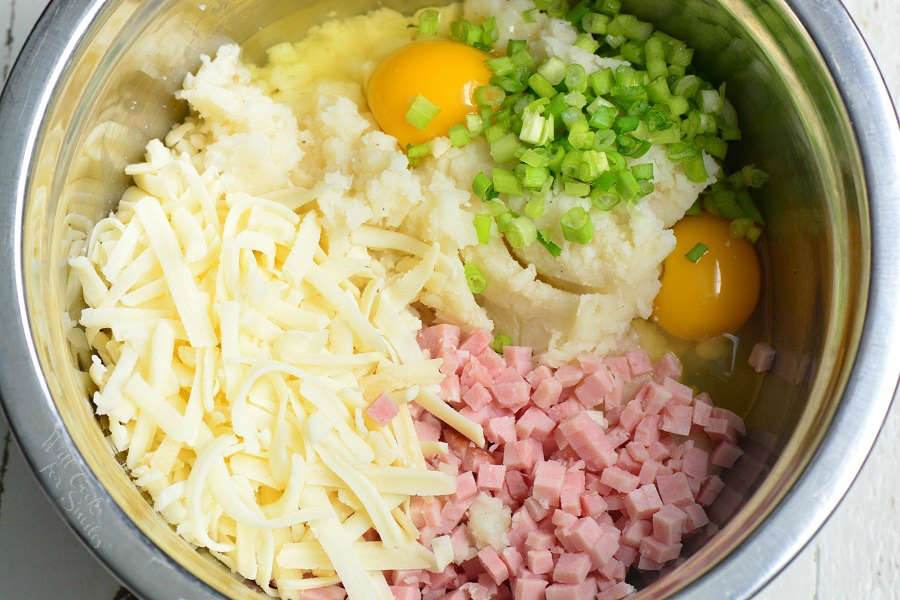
[0,0,896,599]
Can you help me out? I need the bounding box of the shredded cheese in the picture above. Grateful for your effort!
[72,42,484,599]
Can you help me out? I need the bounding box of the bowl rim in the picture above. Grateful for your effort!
[0,1,897,599]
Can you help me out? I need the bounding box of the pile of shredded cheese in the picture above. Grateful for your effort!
[70,44,485,599]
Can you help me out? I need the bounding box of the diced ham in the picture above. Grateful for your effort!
[662,377,693,405]
[491,381,531,411]
[614,545,638,567]
[692,400,712,427]
[525,529,556,551]
[477,463,507,491]
[477,547,510,585]
[506,470,529,501]
[463,447,497,473]
[597,582,635,600]
[704,417,737,444]
[633,415,661,446]
[560,469,585,515]
[366,393,399,426]
[600,466,640,494]
[555,365,584,388]
[711,441,744,468]
[463,383,493,412]
[660,404,693,436]
[517,408,556,440]
[749,342,776,373]
[682,503,710,532]
[577,353,604,374]
[558,413,617,470]
[533,377,563,410]
[626,350,653,377]
[636,555,663,571]
[682,447,710,480]
[623,485,663,519]
[525,365,553,388]
[391,586,422,600]
[461,360,494,390]
[652,504,687,544]
[569,517,603,552]
[485,416,517,446]
[711,407,747,436]
[653,352,682,381]
[547,399,583,423]
[533,460,566,506]
[504,440,540,472]
[440,375,461,404]
[526,549,554,575]
[599,558,626,582]
[574,370,615,408]
[501,546,523,576]
[618,400,644,433]
[637,382,672,416]
[505,346,534,376]
[553,553,591,584]
[656,472,694,506]
[478,348,508,377]
[419,324,461,355]
[455,472,477,502]
[524,496,550,521]
[442,497,474,532]
[514,579,549,600]
[581,493,607,517]
[637,460,661,486]
[639,536,682,564]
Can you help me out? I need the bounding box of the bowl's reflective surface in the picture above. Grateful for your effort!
[0,1,896,599]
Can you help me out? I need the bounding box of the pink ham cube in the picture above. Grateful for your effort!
[463,383,492,412]
[504,440,540,472]
[525,529,556,551]
[560,469,586,515]
[533,460,566,506]
[660,404,693,436]
[491,380,531,411]
[504,346,534,376]
[569,517,602,552]
[477,463,507,491]
[501,546,524,576]
[485,416,516,446]
[574,369,615,408]
[526,549,554,575]
[581,493,607,517]
[624,484,663,519]
[749,342,776,373]
[366,393,399,426]
[652,504,687,544]
[514,579,549,600]
[418,324,461,355]
[656,472,694,506]
[621,519,652,548]
[682,447,710,480]
[683,503,710,532]
[639,536,682,564]
[533,377,563,409]
[662,377,693,405]
[477,547,510,585]
[552,508,578,529]
[597,582,635,600]
[692,400,712,427]
[637,382,673,416]
[654,352,682,381]
[506,470,529,500]
[577,353,604,374]
[545,581,596,600]
[697,475,726,506]
[626,349,653,376]
[600,466,640,494]
[459,328,491,355]
[555,364,584,388]
[619,399,644,433]
[553,553,591,584]
[390,586,421,600]
[517,407,556,440]
[526,365,553,388]
[558,413,617,470]
[633,415,661,446]
[638,460,662,486]
[614,544,638,567]
[711,441,744,468]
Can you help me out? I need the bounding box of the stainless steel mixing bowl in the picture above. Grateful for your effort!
[0,0,897,598]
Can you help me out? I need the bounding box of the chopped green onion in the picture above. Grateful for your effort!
[583,12,610,34]
[684,155,709,182]
[528,73,558,99]
[700,89,722,113]
[605,151,626,171]
[574,34,600,53]
[406,95,441,131]
[730,165,769,188]
[491,132,524,163]
[505,216,538,248]
[564,64,588,93]
[620,41,645,66]
[493,167,523,195]
[511,49,537,69]
[474,214,492,244]
[617,134,651,158]
[594,170,618,192]
[418,9,440,37]
[673,75,702,98]
[522,8,538,23]
[565,180,591,197]
[647,126,682,144]
[537,230,563,256]
[495,211,514,232]
[520,147,551,167]
[482,17,499,46]
[667,142,699,162]
[538,57,567,86]
[487,56,516,76]
[560,206,594,244]
[525,197,545,221]
[473,172,493,200]
[590,69,613,96]
[466,113,484,135]
[597,0,622,16]
[613,115,640,134]
[631,163,654,181]
[686,200,702,216]
[484,123,507,143]
[520,165,551,189]
[567,1,592,27]
[474,85,506,107]
[449,124,471,147]
[729,217,755,241]
[685,243,708,263]
[591,189,621,211]
[616,169,641,201]
[407,142,432,159]
[736,191,764,224]
[465,263,488,294]
[507,39,528,55]
[491,334,512,353]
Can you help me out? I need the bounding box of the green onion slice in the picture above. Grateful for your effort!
[560,206,594,244]
[406,95,441,131]
[464,263,487,294]
[685,243,708,263]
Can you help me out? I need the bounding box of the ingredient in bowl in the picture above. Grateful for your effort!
[367,40,493,148]
[653,213,761,341]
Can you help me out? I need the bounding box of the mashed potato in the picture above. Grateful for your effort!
[250,0,717,364]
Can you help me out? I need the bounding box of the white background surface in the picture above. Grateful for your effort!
[0,1,897,599]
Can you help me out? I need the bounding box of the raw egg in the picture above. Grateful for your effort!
[654,214,761,341]
[367,40,492,148]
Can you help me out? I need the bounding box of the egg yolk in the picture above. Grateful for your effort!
[654,214,761,341]
[367,40,493,149]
